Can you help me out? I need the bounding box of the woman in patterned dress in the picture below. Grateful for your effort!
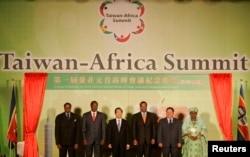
[182,107,207,157]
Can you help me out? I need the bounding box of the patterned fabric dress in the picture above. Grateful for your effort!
[182,117,207,157]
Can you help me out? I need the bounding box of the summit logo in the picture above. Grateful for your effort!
[99,0,145,43]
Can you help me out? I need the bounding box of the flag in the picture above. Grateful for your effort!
[7,86,17,148]
[237,84,249,141]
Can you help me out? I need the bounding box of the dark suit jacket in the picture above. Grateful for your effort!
[132,112,157,145]
[157,118,182,147]
[55,112,80,145]
[107,119,130,148]
[82,111,106,144]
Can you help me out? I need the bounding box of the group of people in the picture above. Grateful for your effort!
[55,100,207,157]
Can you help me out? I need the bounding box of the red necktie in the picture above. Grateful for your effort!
[92,112,96,121]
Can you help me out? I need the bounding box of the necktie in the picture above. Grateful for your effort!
[117,119,121,132]
[92,112,96,121]
[143,112,146,123]
[169,118,173,125]
[66,113,70,120]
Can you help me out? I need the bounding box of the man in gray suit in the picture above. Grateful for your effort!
[157,107,182,157]
[82,100,106,157]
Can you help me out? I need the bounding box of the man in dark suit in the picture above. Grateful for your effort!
[55,102,80,157]
[132,101,157,157]
[157,107,182,157]
[107,107,130,157]
[82,100,106,157]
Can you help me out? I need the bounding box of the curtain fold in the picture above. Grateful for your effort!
[23,73,48,157]
[210,73,233,140]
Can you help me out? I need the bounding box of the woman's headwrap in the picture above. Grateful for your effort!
[189,107,198,113]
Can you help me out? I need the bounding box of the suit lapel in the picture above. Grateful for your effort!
[172,118,176,127]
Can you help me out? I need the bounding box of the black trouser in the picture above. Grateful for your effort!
[112,144,126,157]
[137,141,151,157]
[59,145,75,157]
[162,145,178,157]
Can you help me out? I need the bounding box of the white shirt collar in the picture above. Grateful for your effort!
[116,118,122,124]
[141,112,147,115]
[168,118,173,122]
